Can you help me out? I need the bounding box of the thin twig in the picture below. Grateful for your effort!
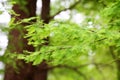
[109,46,116,59]
[49,0,81,20]
[94,63,106,80]
[48,64,88,80]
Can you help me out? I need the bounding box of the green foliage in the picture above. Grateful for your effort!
[102,1,120,30]
[0,10,3,15]
[18,19,120,66]
[3,0,120,80]
[8,0,28,14]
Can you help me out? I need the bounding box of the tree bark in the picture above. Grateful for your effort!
[4,0,37,80]
[116,60,120,80]
[4,0,37,78]
[41,0,50,23]
[4,0,50,80]
[33,0,50,80]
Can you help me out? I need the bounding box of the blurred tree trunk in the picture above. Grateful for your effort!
[4,0,50,80]
[116,61,120,80]
[116,51,120,80]
[110,46,120,80]
[33,0,50,80]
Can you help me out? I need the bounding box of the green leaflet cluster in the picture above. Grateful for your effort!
[17,19,120,65]
[16,1,120,66]
[102,0,120,30]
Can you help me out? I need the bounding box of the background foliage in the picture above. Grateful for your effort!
[1,0,120,80]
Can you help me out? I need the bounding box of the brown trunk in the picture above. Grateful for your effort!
[41,0,50,23]
[4,0,36,80]
[33,0,50,80]
[33,61,48,80]
[4,0,51,80]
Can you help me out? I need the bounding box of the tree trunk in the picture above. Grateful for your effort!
[4,0,37,80]
[4,0,50,80]
[41,0,50,23]
[116,60,120,80]
[109,46,120,80]
[116,50,120,80]
[33,0,50,80]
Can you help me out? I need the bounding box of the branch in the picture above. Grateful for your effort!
[44,46,72,54]
[95,37,107,42]
[40,62,113,79]
[47,63,90,70]
[72,68,88,80]
[48,64,88,80]
[49,0,81,20]
[94,63,106,80]
[109,46,116,59]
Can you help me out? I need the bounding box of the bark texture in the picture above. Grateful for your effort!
[4,0,50,80]
[33,0,51,80]
[41,0,50,23]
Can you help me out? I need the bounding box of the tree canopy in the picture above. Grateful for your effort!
[0,0,120,80]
